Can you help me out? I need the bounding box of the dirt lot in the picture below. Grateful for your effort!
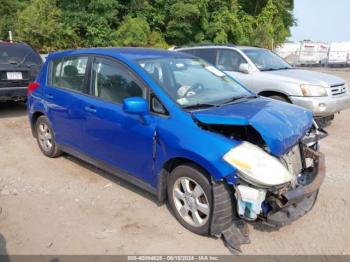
[0,68,350,255]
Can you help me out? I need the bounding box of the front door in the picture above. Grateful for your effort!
[81,57,156,183]
[215,49,253,88]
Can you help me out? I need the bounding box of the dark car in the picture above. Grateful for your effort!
[0,41,42,102]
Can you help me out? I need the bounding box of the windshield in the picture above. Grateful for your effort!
[243,49,292,71]
[0,43,42,65]
[138,58,253,108]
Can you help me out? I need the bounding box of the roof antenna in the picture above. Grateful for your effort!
[8,31,13,43]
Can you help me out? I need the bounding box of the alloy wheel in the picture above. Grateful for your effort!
[172,177,210,227]
[37,122,53,152]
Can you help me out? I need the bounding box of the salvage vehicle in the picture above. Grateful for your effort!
[176,45,350,126]
[27,48,325,251]
[0,40,42,102]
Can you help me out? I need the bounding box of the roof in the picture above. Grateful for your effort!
[48,47,192,62]
[176,45,263,51]
[0,40,29,46]
[236,46,262,50]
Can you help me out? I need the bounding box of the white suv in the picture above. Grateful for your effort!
[176,45,350,125]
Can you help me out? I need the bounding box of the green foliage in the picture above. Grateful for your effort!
[15,0,77,52]
[0,0,29,40]
[1,0,295,51]
[115,16,167,48]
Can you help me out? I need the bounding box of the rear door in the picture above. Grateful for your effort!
[45,55,90,150]
[81,56,156,182]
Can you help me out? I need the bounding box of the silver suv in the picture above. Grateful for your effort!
[176,46,350,124]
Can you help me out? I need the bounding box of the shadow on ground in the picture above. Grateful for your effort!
[0,102,27,119]
[62,154,160,205]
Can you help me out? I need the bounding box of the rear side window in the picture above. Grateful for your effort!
[92,58,144,104]
[180,49,216,64]
[193,49,217,64]
[50,56,88,92]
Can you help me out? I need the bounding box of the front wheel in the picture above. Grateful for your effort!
[167,164,212,235]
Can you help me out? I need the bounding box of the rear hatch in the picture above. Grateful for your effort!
[0,42,42,89]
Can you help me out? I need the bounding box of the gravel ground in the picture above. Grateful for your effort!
[0,68,349,255]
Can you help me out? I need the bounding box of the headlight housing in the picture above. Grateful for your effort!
[300,84,327,97]
[223,142,293,187]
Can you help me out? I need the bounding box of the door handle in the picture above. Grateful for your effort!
[45,94,54,99]
[84,105,97,113]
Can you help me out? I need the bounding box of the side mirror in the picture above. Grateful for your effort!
[123,97,149,116]
[239,63,250,74]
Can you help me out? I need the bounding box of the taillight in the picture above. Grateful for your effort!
[27,82,40,95]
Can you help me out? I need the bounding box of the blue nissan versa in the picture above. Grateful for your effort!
[27,48,325,250]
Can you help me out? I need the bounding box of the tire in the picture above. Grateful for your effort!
[268,95,290,103]
[167,164,212,235]
[35,115,62,158]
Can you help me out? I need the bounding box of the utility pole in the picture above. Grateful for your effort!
[8,31,13,43]
[271,38,274,50]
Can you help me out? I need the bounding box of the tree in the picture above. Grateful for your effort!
[0,0,29,40]
[15,0,76,52]
[1,0,296,50]
[115,16,167,48]
[57,0,120,47]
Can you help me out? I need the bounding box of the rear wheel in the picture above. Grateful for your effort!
[35,116,62,158]
[167,164,212,235]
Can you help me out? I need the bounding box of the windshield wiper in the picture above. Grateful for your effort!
[261,67,293,71]
[221,95,258,105]
[182,103,219,110]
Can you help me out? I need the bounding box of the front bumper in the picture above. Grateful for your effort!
[289,94,350,117]
[264,148,325,227]
[0,87,27,101]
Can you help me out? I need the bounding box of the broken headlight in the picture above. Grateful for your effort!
[223,141,293,187]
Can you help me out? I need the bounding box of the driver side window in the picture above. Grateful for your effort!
[92,58,145,104]
[216,50,246,72]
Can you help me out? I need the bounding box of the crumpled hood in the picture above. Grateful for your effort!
[192,97,313,156]
[265,69,345,86]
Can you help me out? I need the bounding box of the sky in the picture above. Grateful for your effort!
[290,0,350,43]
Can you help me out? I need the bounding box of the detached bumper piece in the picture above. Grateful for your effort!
[210,183,250,253]
[265,147,325,227]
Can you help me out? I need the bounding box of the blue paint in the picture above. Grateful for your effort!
[192,97,313,156]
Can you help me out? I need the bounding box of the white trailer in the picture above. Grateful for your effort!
[274,42,301,65]
[298,41,329,65]
[328,42,350,66]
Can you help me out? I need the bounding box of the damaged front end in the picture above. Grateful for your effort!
[207,121,327,252]
[231,123,326,227]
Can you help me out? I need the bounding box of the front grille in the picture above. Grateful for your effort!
[330,83,347,96]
